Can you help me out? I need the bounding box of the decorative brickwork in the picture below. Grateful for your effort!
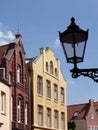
[0,34,31,130]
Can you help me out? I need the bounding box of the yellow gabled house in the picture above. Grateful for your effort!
[27,47,67,130]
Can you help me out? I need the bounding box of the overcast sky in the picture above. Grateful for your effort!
[0,0,98,105]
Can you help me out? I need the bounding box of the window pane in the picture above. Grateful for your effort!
[46,80,51,98]
[1,92,6,113]
[47,108,51,127]
[61,87,64,103]
[37,76,43,95]
[38,105,43,125]
[25,103,28,124]
[50,61,53,74]
[54,110,58,128]
[17,65,21,83]
[17,98,21,122]
[54,84,58,101]
[61,112,65,129]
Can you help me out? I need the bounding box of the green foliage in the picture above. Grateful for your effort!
[68,121,76,130]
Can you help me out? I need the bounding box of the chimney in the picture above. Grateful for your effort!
[89,99,94,106]
[15,34,22,38]
[40,48,45,54]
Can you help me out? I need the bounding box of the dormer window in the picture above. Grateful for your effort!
[73,111,79,117]
[50,61,53,74]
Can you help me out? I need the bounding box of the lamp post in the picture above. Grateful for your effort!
[59,17,98,82]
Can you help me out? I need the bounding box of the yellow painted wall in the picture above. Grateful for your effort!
[31,48,67,130]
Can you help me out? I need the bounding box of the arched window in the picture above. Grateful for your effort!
[50,61,53,74]
[17,95,23,123]
[55,68,58,77]
[17,97,21,122]
[46,62,48,72]
[17,65,21,83]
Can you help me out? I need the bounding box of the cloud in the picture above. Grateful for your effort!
[0,22,15,46]
[54,38,60,47]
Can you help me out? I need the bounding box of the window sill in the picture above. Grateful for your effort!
[54,100,58,103]
[38,94,43,98]
[47,97,51,101]
[1,112,6,116]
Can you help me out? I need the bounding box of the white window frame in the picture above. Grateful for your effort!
[17,65,21,83]
[17,98,21,122]
[1,91,6,114]
[25,103,28,124]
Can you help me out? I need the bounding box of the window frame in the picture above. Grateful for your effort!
[17,97,21,123]
[47,108,51,127]
[1,91,6,114]
[25,103,28,124]
[38,105,43,125]
[17,64,21,83]
[61,112,65,129]
[46,80,51,98]
[50,61,53,75]
[37,75,43,95]
[54,84,58,101]
[60,87,64,104]
[54,110,58,128]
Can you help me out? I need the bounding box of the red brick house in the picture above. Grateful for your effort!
[0,33,31,130]
[67,99,98,130]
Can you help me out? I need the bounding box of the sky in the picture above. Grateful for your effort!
[0,0,98,105]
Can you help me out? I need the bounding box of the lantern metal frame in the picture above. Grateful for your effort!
[59,17,98,82]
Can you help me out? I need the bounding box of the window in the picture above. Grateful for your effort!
[38,105,43,125]
[17,65,21,83]
[47,108,51,127]
[25,103,28,124]
[54,110,58,128]
[73,111,79,117]
[1,91,6,113]
[54,84,58,101]
[61,87,64,103]
[37,76,43,95]
[9,72,11,84]
[17,98,21,122]
[55,68,58,77]
[0,68,5,78]
[91,112,94,119]
[61,112,65,129]
[46,62,48,72]
[50,61,53,74]
[46,80,51,98]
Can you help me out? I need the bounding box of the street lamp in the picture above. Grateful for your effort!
[59,17,98,82]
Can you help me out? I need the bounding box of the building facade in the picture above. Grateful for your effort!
[0,34,30,130]
[0,78,12,130]
[67,99,98,130]
[27,48,67,130]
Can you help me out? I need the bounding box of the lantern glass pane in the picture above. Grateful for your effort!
[63,40,86,63]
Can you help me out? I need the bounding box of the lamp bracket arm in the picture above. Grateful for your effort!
[70,68,98,82]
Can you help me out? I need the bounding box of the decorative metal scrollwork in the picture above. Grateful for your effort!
[70,68,98,82]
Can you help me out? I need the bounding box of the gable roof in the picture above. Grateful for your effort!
[0,33,25,65]
[0,43,15,65]
[67,103,90,120]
